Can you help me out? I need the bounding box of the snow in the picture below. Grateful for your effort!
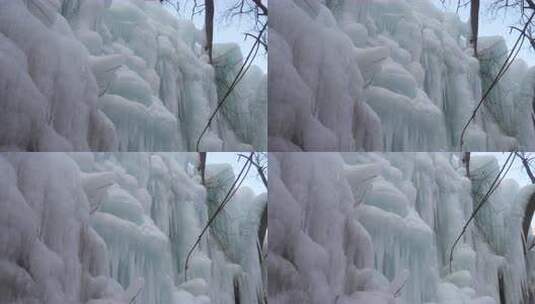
[0,0,266,151]
[269,152,535,304]
[269,0,535,151]
[0,152,266,304]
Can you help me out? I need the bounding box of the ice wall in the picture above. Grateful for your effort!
[269,152,535,304]
[0,152,266,304]
[0,153,128,304]
[0,0,266,151]
[269,0,535,151]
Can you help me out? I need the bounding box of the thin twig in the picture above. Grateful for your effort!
[128,285,143,304]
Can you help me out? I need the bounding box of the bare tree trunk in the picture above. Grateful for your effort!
[470,0,480,56]
[463,152,471,178]
[258,206,267,247]
[205,0,214,64]
[199,152,207,185]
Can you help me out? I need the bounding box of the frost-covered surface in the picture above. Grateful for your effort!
[0,152,266,304]
[0,0,266,151]
[269,152,535,303]
[269,0,535,151]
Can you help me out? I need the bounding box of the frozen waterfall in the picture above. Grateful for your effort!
[0,152,266,304]
[268,152,535,304]
[0,0,266,151]
[269,0,535,151]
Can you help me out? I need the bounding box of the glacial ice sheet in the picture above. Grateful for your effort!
[269,152,535,304]
[269,0,535,151]
[0,152,266,304]
[0,0,266,151]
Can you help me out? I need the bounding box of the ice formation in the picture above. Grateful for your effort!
[268,152,535,304]
[0,0,266,151]
[0,152,266,304]
[269,0,535,151]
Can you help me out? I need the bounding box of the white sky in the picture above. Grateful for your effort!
[163,0,267,71]
[206,152,266,195]
[436,0,535,66]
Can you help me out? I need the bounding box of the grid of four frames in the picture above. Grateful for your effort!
[1,0,535,304]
